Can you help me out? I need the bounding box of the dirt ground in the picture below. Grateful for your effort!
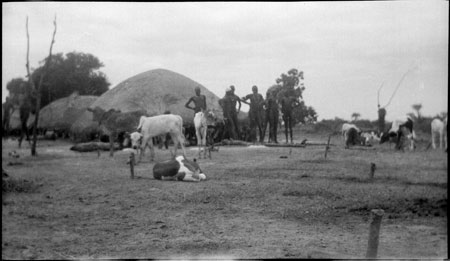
[2,131,448,259]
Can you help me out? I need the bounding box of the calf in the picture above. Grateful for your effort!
[431,117,447,150]
[131,114,186,162]
[87,106,147,157]
[153,155,206,182]
[380,117,415,151]
[360,131,380,146]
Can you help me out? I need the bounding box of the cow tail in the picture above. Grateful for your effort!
[137,116,144,132]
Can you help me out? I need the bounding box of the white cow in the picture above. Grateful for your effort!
[194,109,216,159]
[431,117,447,150]
[131,114,186,162]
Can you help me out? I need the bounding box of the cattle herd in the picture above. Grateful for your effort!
[342,116,447,152]
[4,105,447,182]
[99,109,446,182]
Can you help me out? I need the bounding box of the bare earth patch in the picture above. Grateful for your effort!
[2,133,447,259]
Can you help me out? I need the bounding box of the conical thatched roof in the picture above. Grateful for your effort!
[95,68,224,122]
[72,69,225,136]
[31,92,97,130]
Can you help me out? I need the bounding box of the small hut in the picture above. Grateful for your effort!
[29,92,97,134]
[71,68,225,140]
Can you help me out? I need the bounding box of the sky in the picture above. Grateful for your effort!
[2,1,448,121]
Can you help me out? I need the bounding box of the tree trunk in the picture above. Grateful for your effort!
[31,92,41,155]
[25,16,57,156]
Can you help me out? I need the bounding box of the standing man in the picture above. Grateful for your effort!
[185,86,207,115]
[264,90,279,143]
[2,97,14,137]
[242,85,265,143]
[219,87,237,140]
[279,89,299,144]
[185,86,207,145]
[377,104,387,134]
[229,85,241,138]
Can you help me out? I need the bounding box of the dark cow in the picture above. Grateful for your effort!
[87,106,148,157]
[153,155,206,181]
[184,123,197,145]
[380,117,415,151]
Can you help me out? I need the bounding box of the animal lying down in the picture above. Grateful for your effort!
[153,156,206,182]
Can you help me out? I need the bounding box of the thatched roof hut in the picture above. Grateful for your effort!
[71,68,226,137]
[29,92,97,131]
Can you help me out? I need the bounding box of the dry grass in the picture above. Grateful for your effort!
[1,128,447,259]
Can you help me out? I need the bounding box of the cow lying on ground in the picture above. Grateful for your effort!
[153,155,206,181]
[131,114,186,162]
[360,131,380,146]
[87,107,148,157]
[380,117,415,151]
[341,123,361,148]
[431,117,447,150]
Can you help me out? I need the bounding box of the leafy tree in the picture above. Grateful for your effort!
[6,78,29,107]
[292,101,318,124]
[351,112,361,122]
[411,103,422,120]
[274,68,305,99]
[28,51,110,108]
[268,68,317,125]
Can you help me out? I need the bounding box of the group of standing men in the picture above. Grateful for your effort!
[219,85,290,143]
[185,84,299,144]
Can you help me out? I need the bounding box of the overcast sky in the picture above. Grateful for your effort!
[2,1,448,121]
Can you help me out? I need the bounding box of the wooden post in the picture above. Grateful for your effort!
[129,153,135,179]
[324,135,331,159]
[369,163,376,179]
[366,209,385,259]
[97,134,101,158]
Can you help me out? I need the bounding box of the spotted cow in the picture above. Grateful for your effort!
[153,155,206,182]
[380,117,415,151]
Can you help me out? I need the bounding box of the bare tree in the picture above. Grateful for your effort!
[377,63,417,133]
[25,15,57,156]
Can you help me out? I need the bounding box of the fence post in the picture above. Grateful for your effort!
[324,135,331,159]
[366,208,385,258]
[369,163,376,179]
[129,153,135,179]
